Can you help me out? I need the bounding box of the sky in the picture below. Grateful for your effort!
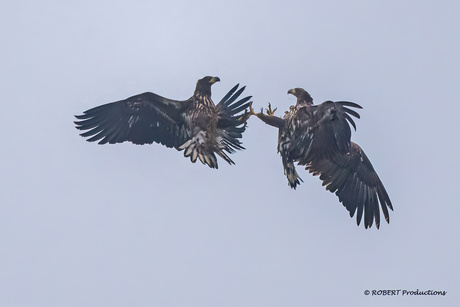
[1,0,459,306]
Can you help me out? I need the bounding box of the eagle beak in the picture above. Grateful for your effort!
[210,77,220,84]
[288,89,295,95]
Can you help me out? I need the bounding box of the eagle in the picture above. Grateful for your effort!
[74,76,252,169]
[250,88,393,229]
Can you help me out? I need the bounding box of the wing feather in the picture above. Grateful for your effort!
[217,85,247,108]
[75,92,191,147]
[216,84,252,155]
[306,142,392,228]
[293,100,362,163]
[218,84,239,104]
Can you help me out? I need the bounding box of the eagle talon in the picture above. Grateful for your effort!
[249,101,256,116]
[265,103,277,116]
[239,101,255,123]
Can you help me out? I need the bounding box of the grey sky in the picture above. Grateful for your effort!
[1,0,459,306]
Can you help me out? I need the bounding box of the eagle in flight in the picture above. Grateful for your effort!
[250,88,393,229]
[74,76,252,169]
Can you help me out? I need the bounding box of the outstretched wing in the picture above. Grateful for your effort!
[306,142,393,229]
[74,92,192,147]
[215,84,252,163]
[294,101,362,164]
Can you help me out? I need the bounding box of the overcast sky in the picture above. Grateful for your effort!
[1,0,459,306]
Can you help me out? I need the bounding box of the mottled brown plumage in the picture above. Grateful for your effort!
[74,76,252,168]
[251,88,392,229]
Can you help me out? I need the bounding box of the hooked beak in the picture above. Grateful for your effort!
[210,77,220,84]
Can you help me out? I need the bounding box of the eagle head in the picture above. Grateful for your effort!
[197,76,220,88]
[288,88,313,106]
[195,76,220,97]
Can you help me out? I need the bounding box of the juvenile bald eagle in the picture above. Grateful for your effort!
[74,76,252,168]
[250,88,393,229]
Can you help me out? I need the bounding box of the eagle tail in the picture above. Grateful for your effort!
[178,131,219,169]
[216,150,235,166]
[282,157,303,189]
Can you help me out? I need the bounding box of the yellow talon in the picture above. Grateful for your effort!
[249,101,256,115]
[238,101,256,122]
[266,103,277,116]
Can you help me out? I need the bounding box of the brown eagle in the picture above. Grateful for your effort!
[74,76,252,168]
[250,88,393,229]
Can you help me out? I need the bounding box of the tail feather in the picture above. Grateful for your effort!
[282,157,303,189]
[178,132,219,168]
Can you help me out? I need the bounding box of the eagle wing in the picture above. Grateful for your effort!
[214,84,252,164]
[306,142,393,229]
[74,92,191,148]
[293,101,362,164]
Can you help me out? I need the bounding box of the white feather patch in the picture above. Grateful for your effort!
[198,153,205,164]
[191,149,198,162]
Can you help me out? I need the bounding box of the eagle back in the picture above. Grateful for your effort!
[279,105,315,161]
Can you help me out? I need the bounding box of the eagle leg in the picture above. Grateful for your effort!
[251,102,285,128]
